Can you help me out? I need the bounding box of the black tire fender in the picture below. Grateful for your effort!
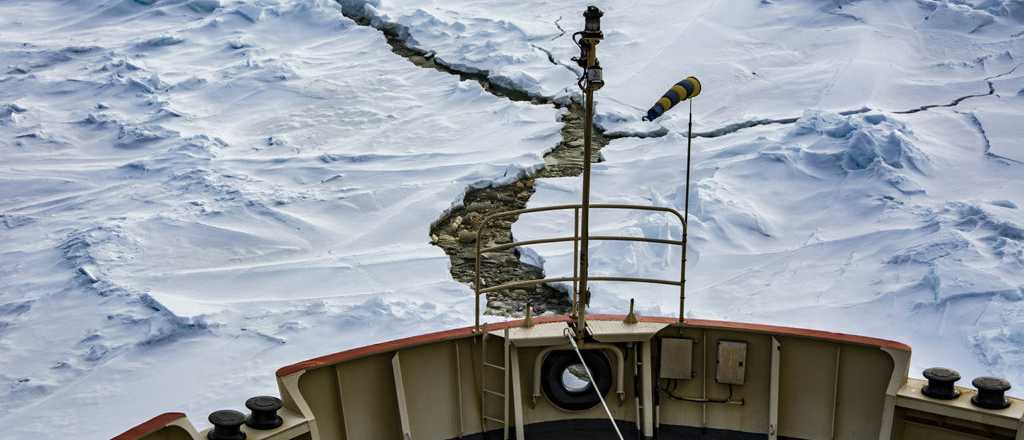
[540,349,613,411]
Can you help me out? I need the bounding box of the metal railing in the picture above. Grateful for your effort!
[473,203,687,331]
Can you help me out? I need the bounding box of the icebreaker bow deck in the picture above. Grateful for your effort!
[115,6,1022,440]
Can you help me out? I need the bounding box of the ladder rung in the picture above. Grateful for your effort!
[483,362,505,370]
[483,416,506,424]
[483,389,505,398]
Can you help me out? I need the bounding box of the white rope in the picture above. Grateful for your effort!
[566,333,625,440]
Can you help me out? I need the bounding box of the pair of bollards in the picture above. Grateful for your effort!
[922,367,1012,410]
[207,395,284,440]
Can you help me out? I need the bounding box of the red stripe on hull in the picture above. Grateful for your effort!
[276,315,910,377]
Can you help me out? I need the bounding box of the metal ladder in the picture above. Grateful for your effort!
[480,328,510,440]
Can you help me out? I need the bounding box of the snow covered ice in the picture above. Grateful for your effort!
[0,0,557,436]
[1,0,1023,438]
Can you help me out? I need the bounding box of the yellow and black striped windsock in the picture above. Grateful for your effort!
[644,76,701,121]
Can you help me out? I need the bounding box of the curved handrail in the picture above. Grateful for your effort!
[476,203,686,224]
[479,276,681,294]
[473,203,686,331]
[479,235,683,254]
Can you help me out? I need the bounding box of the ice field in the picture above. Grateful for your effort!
[1,0,1023,437]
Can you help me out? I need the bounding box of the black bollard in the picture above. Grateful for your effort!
[971,377,1011,410]
[245,396,284,430]
[921,367,961,400]
[208,410,246,440]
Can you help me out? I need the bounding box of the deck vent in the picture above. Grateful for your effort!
[207,410,246,440]
[922,367,961,400]
[971,377,1011,410]
[245,396,284,430]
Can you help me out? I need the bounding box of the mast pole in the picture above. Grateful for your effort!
[579,83,594,338]
[574,6,604,340]
[642,77,701,323]
[681,100,693,323]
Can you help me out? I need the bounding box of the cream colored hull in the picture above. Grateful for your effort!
[116,315,1023,440]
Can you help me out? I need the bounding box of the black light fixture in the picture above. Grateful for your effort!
[583,6,604,38]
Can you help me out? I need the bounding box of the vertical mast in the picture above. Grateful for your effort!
[643,76,701,324]
[681,101,693,323]
[574,6,605,339]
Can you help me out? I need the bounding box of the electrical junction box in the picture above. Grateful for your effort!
[659,338,693,380]
[716,340,748,385]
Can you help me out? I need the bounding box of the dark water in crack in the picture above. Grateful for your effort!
[340,6,605,316]
[431,105,608,316]
[344,14,546,104]
[338,2,1018,315]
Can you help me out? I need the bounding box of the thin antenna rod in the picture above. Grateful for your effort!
[680,99,693,322]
